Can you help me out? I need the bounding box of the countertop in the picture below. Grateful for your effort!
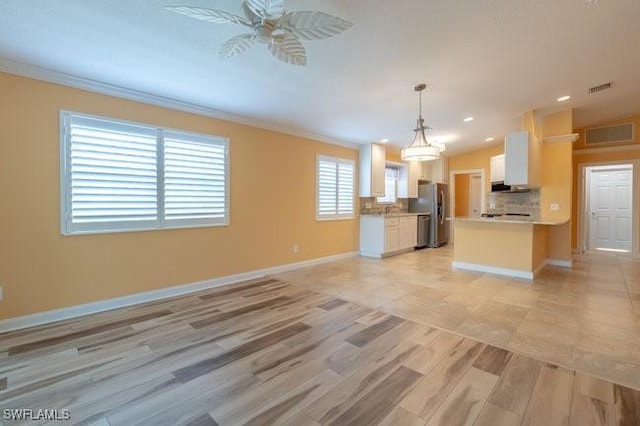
[360,212,429,217]
[453,216,569,225]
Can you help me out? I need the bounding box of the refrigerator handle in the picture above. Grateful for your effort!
[440,189,445,225]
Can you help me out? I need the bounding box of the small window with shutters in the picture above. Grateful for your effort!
[316,155,355,220]
[60,112,229,235]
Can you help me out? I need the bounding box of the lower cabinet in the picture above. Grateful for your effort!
[384,218,400,253]
[360,215,417,258]
[399,216,418,248]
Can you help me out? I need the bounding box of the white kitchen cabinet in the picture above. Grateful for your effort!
[420,157,449,183]
[360,214,418,258]
[359,143,386,197]
[430,157,448,184]
[398,161,420,198]
[413,157,446,183]
[384,226,400,253]
[504,131,529,186]
[399,216,418,248]
[490,154,505,182]
[418,161,433,181]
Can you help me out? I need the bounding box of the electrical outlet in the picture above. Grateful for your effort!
[550,203,560,211]
[0,285,3,301]
[293,244,299,253]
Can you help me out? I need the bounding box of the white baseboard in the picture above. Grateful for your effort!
[358,251,382,259]
[0,251,357,333]
[545,258,573,268]
[452,261,534,280]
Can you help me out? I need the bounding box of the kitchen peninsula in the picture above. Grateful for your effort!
[448,108,576,280]
[452,216,569,279]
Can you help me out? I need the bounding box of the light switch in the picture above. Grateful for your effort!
[550,203,560,211]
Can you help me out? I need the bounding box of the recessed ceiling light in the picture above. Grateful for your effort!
[485,137,495,142]
[557,95,571,102]
[463,117,474,122]
[379,138,389,143]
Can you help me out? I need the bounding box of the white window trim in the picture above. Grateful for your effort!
[60,110,230,235]
[316,154,355,221]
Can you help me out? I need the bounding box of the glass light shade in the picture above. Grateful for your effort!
[400,122,440,162]
[432,142,446,153]
[401,144,440,161]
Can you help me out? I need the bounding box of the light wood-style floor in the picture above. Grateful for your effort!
[1,260,640,425]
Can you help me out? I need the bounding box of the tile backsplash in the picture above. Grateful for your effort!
[359,197,409,215]
[488,189,540,219]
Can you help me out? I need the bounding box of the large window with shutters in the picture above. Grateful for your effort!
[60,112,229,235]
[316,155,355,220]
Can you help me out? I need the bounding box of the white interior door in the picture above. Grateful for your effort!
[588,166,633,251]
[469,174,482,218]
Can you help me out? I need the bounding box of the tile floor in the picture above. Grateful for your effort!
[275,246,640,391]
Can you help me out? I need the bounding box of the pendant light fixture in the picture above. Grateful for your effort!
[400,84,444,162]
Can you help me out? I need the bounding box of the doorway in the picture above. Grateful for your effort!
[585,164,634,252]
[449,169,486,244]
[469,174,482,218]
[452,172,483,218]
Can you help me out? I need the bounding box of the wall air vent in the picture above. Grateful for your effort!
[587,81,613,94]
[585,123,634,145]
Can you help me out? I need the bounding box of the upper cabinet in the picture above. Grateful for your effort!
[398,161,420,198]
[414,157,447,183]
[418,161,432,181]
[359,143,386,197]
[504,130,534,186]
[430,157,448,184]
[490,154,505,182]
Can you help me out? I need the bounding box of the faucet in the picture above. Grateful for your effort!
[385,205,397,214]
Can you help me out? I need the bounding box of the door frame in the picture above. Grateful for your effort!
[577,160,639,254]
[468,173,483,218]
[449,169,486,244]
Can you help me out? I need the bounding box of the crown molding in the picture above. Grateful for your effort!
[0,57,359,150]
[543,133,579,144]
[573,144,640,155]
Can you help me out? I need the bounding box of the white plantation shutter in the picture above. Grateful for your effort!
[64,115,158,232]
[61,112,229,234]
[317,156,355,220]
[337,162,355,215]
[163,132,227,225]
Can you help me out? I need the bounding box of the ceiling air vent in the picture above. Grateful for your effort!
[587,81,613,94]
[585,123,634,145]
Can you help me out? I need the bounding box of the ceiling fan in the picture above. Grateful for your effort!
[165,0,353,66]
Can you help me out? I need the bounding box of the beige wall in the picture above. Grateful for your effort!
[522,111,543,188]
[447,143,504,196]
[453,221,534,271]
[0,72,359,320]
[454,174,470,217]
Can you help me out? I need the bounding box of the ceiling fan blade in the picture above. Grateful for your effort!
[218,34,256,59]
[165,6,250,27]
[280,11,353,41]
[241,2,260,23]
[245,0,285,20]
[269,34,306,66]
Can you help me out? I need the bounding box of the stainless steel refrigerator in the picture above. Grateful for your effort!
[409,183,449,248]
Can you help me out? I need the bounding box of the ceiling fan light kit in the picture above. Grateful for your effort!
[401,84,443,162]
[165,1,353,66]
